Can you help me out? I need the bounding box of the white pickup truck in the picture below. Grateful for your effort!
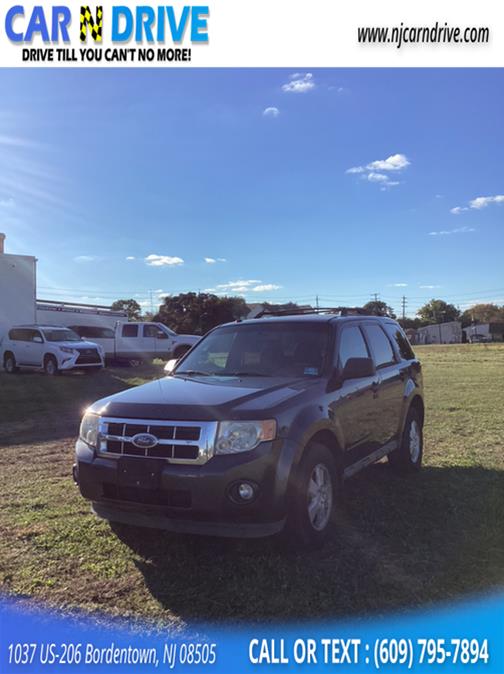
[69,322,200,365]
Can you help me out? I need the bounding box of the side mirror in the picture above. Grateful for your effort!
[341,357,375,381]
[164,358,178,374]
[157,333,168,340]
[33,336,43,344]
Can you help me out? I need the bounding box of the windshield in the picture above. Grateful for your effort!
[175,322,330,378]
[42,329,82,342]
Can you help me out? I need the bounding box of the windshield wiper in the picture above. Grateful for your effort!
[174,370,215,377]
[222,371,269,377]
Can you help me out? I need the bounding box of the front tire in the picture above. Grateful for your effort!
[4,352,19,374]
[287,443,339,548]
[44,355,59,376]
[388,407,423,473]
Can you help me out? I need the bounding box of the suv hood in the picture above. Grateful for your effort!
[57,340,99,349]
[89,374,320,421]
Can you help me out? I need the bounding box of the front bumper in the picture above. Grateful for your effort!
[74,436,294,538]
[60,354,104,370]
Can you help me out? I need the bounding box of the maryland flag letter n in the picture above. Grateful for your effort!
[80,6,103,42]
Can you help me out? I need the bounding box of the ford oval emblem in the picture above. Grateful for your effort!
[131,433,158,449]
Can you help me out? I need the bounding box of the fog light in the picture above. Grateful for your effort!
[228,480,258,504]
[238,482,255,501]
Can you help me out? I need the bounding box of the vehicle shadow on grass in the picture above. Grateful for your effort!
[110,463,504,623]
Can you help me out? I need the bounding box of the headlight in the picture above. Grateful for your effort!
[79,412,100,448]
[60,346,75,354]
[215,420,276,454]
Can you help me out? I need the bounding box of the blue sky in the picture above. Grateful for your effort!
[0,68,502,317]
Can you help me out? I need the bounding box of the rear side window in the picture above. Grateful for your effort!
[384,323,416,361]
[27,329,43,342]
[122,324,138,338]
[337,325,369,369]
[364,324,396,368]
[143,324,165,338]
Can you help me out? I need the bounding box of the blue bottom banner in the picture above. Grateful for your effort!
[1,593,503,673]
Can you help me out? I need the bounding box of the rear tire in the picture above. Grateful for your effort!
[287,442,340,548]
[44,355,59,376]
[388,407,423,473]
[4,352,19,374]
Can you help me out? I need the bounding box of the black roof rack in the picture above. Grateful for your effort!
[255,306,372,318]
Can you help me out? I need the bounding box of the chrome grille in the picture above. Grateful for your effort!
[97,417,218,465]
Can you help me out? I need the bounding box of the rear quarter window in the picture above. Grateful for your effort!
[384,323,416,361]
[8,329,32,341]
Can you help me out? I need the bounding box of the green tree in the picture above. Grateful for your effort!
[417,299,460,324]
[363,300,396,318]
[154,292,248,335]
[461,303,504,327]
[111,298,142,321]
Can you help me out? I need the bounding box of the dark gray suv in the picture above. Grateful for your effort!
[74,308,424,546]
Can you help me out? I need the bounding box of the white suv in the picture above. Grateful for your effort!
[1,325,105,375]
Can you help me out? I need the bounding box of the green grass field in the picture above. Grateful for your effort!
[0,345,503,628]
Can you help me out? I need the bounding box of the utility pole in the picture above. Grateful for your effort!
[149,289,154,315]
[315,295,319,309]
[401,295,407,321]
[371,292,379,302]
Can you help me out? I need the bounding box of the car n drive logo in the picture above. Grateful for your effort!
[2,4,209,65]
[131,433,158,449]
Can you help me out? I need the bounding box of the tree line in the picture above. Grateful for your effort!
[110,296,504,334]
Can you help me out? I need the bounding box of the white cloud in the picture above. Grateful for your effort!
[252,284,282,293]
[0,196,15,208]
[145,254,184,267]
[367,153,410,172]
[450,194,504,214]
[74,255,97,263]
[428,226,476,236]
[125,256,135,261]
[212,279,281,294]
[282,73,315,94]
[389,283,408,287]
[419,284,442,289]
[204,257,227,264]
[347,153,409,189]
[366,172,389,183]
[469,194,504,209]
[263,107,280,118]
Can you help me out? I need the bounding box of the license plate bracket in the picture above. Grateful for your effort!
[117,457,164,489]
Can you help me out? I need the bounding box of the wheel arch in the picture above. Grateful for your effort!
[303,428,344,473]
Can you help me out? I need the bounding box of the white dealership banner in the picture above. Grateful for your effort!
[0,0,502,67]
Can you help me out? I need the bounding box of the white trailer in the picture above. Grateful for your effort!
[36,299,127,329]
[0,233,37,341]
